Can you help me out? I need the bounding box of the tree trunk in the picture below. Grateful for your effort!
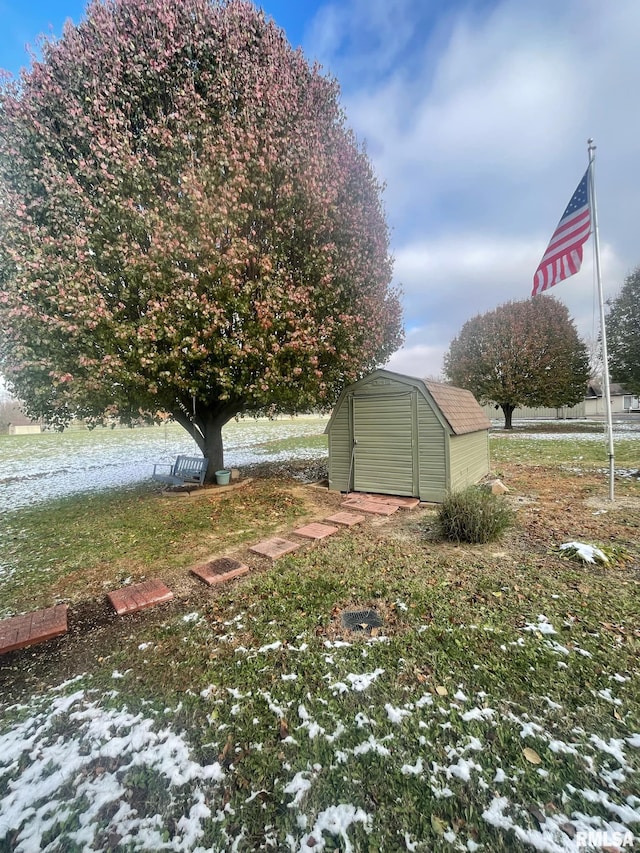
[501,403,515,430]
[173,403,239,484]
[200,413,229,482]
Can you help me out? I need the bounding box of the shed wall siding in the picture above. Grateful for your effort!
[449,431,489,491]
[417,395,447,502]
[328,398,352,492]
[355,377,413,398]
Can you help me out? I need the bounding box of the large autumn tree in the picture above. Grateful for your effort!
[0,0,402,479]
[443,297,589,429]
[606,267,640,394]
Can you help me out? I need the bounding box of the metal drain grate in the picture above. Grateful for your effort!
[341,608,383,633]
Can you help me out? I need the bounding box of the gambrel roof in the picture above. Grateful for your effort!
[424,379,492,436]
[325,370,490,436]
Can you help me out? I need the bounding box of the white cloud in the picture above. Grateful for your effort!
[385,234,625,378]
[385,339,446,380]
[317,1,590,216]
[305,0,640,379]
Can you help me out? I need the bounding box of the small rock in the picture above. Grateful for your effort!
[486,478,509,495]
[230,468,241,481]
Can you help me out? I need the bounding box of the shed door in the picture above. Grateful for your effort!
[353,393,416,496]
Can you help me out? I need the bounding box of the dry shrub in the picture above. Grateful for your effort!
[437,486,515,544]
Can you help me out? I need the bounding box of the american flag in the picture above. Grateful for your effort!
[532,168,592,296]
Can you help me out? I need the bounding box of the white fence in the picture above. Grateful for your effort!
[483,395,640,420]
[481,402,586,421]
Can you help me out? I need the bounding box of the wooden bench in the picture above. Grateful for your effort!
[152,455,208,487]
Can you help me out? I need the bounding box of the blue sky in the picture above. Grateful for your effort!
[1,0,638,378]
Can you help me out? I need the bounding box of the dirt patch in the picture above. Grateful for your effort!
[159,477,254,501]
[0,595,177,699]
[584,495,639,511]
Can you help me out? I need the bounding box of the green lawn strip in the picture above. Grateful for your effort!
[490,435,640,468]
[1,431,635,618]
[0,481,309,617]
[3,533,637,851]
[246,433,328,455]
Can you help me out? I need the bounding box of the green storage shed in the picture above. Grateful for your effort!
[325,369,491,502]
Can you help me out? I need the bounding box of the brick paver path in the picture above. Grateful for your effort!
[107,579,174,616]
[249,537,301,559]
[341,497,398,515]
[2,489,423,654]
[293,522,340,540]
[191,558,250,586]
[325,511,366,526]
[0,604,68,655]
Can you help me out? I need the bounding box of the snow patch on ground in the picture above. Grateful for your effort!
[0,691,224,851]
[559,541,609,564]
[522,615,557,635]
[2,612,640,853]
[298,804,372,853]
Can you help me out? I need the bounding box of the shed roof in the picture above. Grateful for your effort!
[424,380,492,435]
[324,370,491,436]
[586,379,630,398]
[7,412,39,427]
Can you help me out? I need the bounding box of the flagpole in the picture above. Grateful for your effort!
[587,138,615,501]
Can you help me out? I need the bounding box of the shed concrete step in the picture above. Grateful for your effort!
[346,493,420,509]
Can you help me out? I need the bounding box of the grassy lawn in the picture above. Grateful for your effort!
[1,435,639,852]
[0,479,310,617]
[491,433,640,469]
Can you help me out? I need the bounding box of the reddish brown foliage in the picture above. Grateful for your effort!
[0,0,402,475]
[443,298,588,428]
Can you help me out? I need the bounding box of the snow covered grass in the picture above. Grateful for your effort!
[2,524,640,852]
[1,440,639,850]
[1,617,639,851]
[0,418,329,514]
